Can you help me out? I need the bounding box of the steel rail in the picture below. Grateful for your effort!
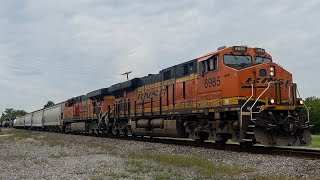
[13,128,320,160]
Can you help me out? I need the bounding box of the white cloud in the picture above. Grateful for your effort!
[0,0,319,112]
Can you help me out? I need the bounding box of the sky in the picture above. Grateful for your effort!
[0,0,319,112]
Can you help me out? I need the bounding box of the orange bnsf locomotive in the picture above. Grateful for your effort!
[14,46,311,147]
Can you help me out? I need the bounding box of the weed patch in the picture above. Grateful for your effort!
[309,135,320,148]
[90,176,103,180]
[107,172,129,179]
[0,130,33,143]
[46,139,65,147]
[49,151,70,159]
[125,160,155,174]
[128,152,253,177]
[153,173,172,180]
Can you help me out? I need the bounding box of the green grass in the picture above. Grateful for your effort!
[90,176,103,180]
[44,138,66,147]
[107,172,130,179]
[0,129,33,143]
[309,135,320,148]
[128,152,253,177]
[125,160,155,174]
[49,151,70,159]
[153,173,171,180]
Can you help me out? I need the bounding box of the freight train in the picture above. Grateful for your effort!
[14,46,311,147]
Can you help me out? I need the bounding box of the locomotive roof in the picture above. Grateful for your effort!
[105,46,271,94]
[108,78,140,93]
[87,88,111,98]
[107,59,197,93]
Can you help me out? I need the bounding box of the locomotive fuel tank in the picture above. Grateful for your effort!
[150,119,164,128]
[136,119,150,128]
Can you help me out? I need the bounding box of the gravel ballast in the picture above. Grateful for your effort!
[0,128,320,179]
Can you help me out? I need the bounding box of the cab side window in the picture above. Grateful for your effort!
[204,60,209,72]
[209,56,218,71]
[202,56,218,73]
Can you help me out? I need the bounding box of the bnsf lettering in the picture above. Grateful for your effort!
[245,77,269,84]
[204,76,221,88]
[138,89,166,100]
[244,77,291,85]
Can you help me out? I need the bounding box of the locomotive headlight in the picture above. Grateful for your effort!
[270,66,275,76]
[270,67,275,71]
[270,71,275,76]
[270,99,275,104]
[299,100,304,105]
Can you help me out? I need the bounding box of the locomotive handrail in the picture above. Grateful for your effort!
[110,106,115,114]
[103,106,115,126]
[304,104,310,124]
[250,81,275,120]
[297,87,310,124]
[240,84,254,129]
[288,85,292,103]
[100,106,115,118]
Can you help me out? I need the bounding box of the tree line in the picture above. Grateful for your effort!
[304,96,320,134]
[0,101,55,123]
[0,108,27,123]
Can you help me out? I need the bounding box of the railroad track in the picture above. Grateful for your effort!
[12,128,320,159]
[117,136,320,159]
[82,131,320,159]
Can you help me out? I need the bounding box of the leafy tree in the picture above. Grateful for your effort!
[44,101,55,108]
[0,108,27,123]
[304,96,320,134]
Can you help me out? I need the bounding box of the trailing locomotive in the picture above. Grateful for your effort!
[14,46,311,146]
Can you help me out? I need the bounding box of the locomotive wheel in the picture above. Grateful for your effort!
[215,139,227,146]
[240,142,253,148]
[194,139,204,144]
[112,128,120,136]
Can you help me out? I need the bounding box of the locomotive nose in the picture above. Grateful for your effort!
[256,63,277,78]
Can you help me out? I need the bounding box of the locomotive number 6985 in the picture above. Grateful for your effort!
[204,76,221,88]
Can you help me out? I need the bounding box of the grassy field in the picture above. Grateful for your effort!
[3,129,313,179]
[310,134,320,148]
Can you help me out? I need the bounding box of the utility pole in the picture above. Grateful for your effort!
[121,71,132,80]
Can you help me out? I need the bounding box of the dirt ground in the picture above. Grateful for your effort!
[1,128,319,180]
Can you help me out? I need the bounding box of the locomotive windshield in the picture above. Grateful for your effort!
[254,56,272,64]
[223,55,252,69]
